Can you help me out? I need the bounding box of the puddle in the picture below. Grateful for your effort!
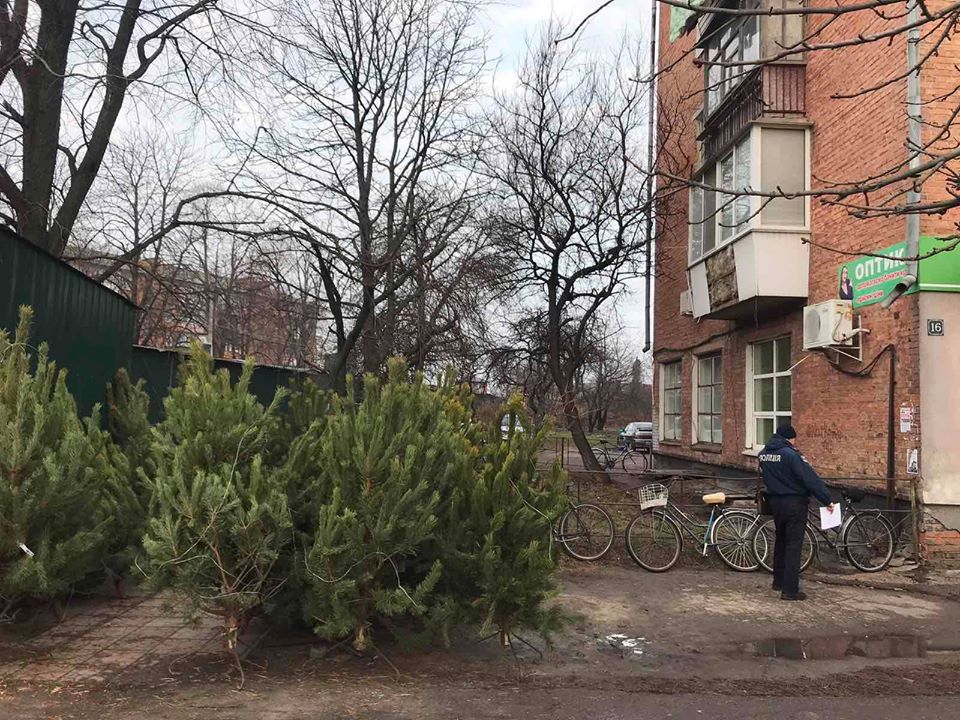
[598,633,651,660]
[750,633,928,660]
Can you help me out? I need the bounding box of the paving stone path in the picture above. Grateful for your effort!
[0,594,222,686]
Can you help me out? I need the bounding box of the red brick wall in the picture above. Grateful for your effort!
[921,526,960,566]
[919,0,960,241]
[653,5,925,490]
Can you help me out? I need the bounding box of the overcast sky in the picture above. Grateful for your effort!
[481,0,656,354]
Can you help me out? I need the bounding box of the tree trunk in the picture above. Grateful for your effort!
[19,5,79,253]
[563,392,601,471]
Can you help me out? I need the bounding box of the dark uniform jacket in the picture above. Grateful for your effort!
[759,435,832,506]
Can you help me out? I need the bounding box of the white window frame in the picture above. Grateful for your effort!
[688,124,811,267]
[689,133,755,264]
[692,354,723,445]
[660,361,682,442]
[755,123,812,233]
[745,337,793,451]
[704,6,761,115]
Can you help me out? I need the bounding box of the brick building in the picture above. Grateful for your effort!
[70,253,320,368]
[651,1,960,558]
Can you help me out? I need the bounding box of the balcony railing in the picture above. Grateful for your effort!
[701,64,805,162]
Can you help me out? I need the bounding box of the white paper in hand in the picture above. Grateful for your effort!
[820,505,842,530]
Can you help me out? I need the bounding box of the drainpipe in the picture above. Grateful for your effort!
[886,346,897,508]
[881,0,922,308]
[642,0,658,354]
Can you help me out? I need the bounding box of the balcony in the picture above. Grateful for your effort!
[701,64,806,162]
[687,229,809,321]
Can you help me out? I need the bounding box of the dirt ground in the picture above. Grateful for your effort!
[3,559,960,720]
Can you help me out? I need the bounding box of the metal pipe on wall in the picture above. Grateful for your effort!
[886,345,897,507]
[882,0,922,308]
[642,0,658,354]
[905,0,922,270]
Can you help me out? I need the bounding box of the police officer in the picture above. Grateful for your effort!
[759,424,834,601]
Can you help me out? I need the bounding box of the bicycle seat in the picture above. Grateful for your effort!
[702,492,726,505]
[842,488,866,503]
[722,493,756,502]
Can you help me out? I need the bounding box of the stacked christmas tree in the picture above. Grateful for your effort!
[298,361,475,651]
[141,345,291,671]
[0,307,126,614]
[440,396,567,647]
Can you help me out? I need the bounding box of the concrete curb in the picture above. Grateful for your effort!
[808,571,960,602]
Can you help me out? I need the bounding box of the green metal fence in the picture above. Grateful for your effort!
[130,345,321,423]
[1,227,324,422]
[0,227,136,417]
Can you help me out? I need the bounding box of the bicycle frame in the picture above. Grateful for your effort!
[662,502,755,557]
[593,442,652,472]
[806,497,888,556]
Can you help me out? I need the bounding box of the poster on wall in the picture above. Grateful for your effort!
[907,449,920,475]
[900,406,913,433]
[838,237,960,308]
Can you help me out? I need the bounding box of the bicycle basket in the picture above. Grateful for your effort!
[638,483,669,510]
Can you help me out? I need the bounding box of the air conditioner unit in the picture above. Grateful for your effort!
[803,300,854,350]
[680,289,694,316]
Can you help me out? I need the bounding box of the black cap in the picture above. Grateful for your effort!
[776,424,797,439]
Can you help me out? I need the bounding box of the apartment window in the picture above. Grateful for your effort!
[704,7,760,115]
[689,126,808,264]
[760,127,806,226]
[696,355,723,444]
[720,136,752,242]
[661,361,682,442]
[750,338,792,446]
[690,134,751,262]
[690,165,716,261]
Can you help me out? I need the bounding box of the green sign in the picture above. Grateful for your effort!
[668,4,700,43]
[917,235,960,292]
[838,236,960,308]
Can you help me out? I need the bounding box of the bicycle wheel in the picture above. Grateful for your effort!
[711,511,761,572]
[590,446,609,468]
[752,518,816,574]
[558,503,615,561]
[625,510,682,572]
[621,450,649,474]
[842,513,894,572]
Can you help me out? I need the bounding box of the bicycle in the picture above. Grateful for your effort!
[752,488,895,573]
[554,484,615,561]
[590,440,651,474]
[624,483,762,572]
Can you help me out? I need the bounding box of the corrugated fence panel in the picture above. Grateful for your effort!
[2,228,325,423]
[0,228,137,418]
[130,345,326,423]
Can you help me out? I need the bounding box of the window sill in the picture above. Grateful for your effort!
[742,448,760,458]
[688,229,749,268]
[692,443,723,454]
[688,225,811,269]
[659,440,683,447]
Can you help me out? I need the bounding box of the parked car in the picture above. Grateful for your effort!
[500,414,526,439]
[619,421,653,449]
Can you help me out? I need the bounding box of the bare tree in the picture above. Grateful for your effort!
[483,29,651,469]
[66,131,319,364]
[0,1,254,256]
[227,0,488,390]
[577,320,635,432]
[387,203,510,379]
